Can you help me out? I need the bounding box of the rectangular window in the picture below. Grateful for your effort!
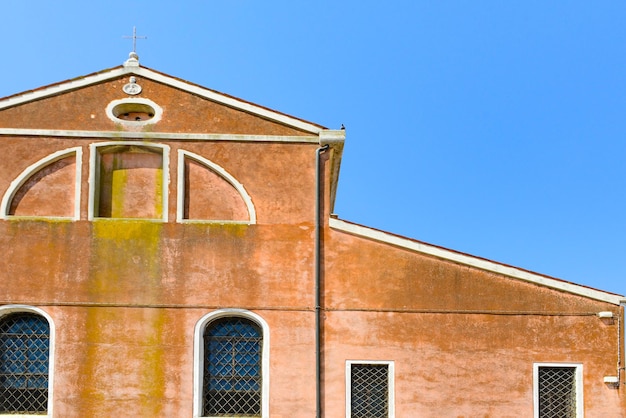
[534,363,583,418]
[346,361,394,418]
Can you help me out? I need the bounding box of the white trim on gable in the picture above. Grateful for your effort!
[131,67,323,134]
[0,67,130,111]
[0,66,323,134]
[329,217,623,305]
[0,129,320,144]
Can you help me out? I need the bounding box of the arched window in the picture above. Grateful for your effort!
[194,310,269,418]
[0,312,50,415]
[203,317,261,416]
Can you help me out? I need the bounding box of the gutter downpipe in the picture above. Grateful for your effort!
[621,300,626,388]
[315,144,329,418]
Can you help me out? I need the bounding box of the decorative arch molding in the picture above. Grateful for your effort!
[0,304,55,418]
[0,147,82,220]
[177,150,256,224]
[193,309,270,418]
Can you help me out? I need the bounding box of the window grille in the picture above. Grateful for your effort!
[0,313,49,414]
[350,364,389,418]
[203,317,262,417]
[538,366,577,418]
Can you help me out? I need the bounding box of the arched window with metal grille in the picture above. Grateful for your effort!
[0,312,50,415]
[202,317,262,417]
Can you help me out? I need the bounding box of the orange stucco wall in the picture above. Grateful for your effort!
[0,71,624,417]
[322,229,626,416]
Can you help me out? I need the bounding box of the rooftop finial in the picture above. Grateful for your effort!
[122,27,146,67]
[123,26,147,54]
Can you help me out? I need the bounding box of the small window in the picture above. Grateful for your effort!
[346,361,394,418]
[0,312,50,415]
[534,363,583,418]
[105,98,163,126]
[203,317,262,417]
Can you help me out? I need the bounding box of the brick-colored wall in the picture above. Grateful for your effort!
[0,71,623,417]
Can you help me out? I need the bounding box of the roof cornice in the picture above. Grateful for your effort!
[0,65,325,134]
[320,129,345,213]
[0,128,319,143]
[329,218,624,305]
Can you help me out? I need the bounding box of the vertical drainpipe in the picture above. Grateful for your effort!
[315,143,329,418]
[621,300,626,389]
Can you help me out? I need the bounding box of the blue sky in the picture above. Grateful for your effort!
[1,1,625,296]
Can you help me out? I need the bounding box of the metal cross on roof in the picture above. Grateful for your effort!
[123,26,147,53]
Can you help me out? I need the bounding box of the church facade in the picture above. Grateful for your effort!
[0,54,624,417]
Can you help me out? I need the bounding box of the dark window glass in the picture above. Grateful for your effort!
[538,366,577,418]
[0,312,50,414]
[203,317,262,416]
[351,364,389,418]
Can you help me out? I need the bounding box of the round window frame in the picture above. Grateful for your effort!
[105,98,163,126]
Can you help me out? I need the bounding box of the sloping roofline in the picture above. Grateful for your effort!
[0,63,326,134]
[1,59,618,305]
[329,217,624,305]
[0,59,346,212]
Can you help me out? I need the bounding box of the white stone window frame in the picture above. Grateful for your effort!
[0,305,55,418]
[176,150,256,224]
[193,309,270,418]
[345,360,395,418]
[533,362,584,418]
[88,141,170,221]
[0,147,82,220]
[105,98,163,127]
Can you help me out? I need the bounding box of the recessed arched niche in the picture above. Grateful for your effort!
[1,147,82,219]
[177,150,256,224]
[89,142,169,221]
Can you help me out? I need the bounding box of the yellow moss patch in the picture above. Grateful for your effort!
[89,220,163,298]
[110,167,127,218]
[92,219,162,242]
[210,222,250,238]
[155,167,163,219]
[140,308,167,415]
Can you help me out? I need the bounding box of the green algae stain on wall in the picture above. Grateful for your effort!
[140,308,168,415]
[90,220,162,297]
[211,222,250,238]
[77,307,167,416]
[98,147,164,219]
[154,167,163,219]
[78,307,113,415]
[109,164,127,218]
[81,220,167,414]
